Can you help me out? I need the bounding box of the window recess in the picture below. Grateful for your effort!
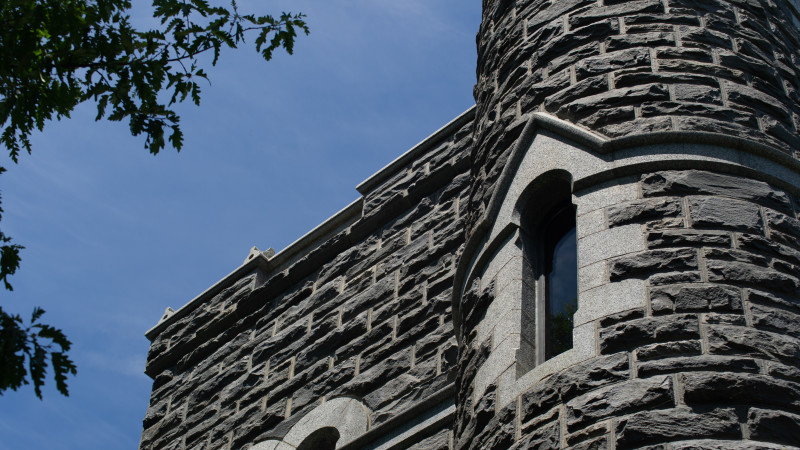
[520,175,577,367]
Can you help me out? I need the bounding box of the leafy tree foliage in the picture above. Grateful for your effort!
[0,306,76,399]
[0,0,307,398]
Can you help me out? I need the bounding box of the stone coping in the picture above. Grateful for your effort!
[355,106,476,195]
[145,199,361,341]
[145,106,476,341]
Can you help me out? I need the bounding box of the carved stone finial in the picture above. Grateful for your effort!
[159,307,175,323]
[244,246,261,263]
[244,246,275,264]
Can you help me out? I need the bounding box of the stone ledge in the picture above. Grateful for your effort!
[356,107,475,196]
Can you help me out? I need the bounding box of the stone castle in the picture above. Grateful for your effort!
[140,1,800,448]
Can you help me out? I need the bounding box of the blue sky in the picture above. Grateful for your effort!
[0,2,480,448]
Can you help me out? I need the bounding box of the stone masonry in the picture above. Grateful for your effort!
[140,112,473,449]
[468,0,800,234]
[453,0,800,449]
[141,1,800,449]
[455,168,800,449]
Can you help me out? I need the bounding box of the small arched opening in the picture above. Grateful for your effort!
[296,427,340,450]
[519,172,577,367]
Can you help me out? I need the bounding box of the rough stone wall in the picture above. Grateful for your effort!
[141,1,800,448]
[453,1,800,446]
[455,169,800,449]
[468,0,800,235]
[139,116,473,450]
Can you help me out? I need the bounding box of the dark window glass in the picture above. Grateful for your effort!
[543,205,577,359]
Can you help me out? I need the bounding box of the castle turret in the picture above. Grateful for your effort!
[454,1,800,448]
[139,2,800,449]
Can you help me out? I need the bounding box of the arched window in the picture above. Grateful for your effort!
[541,203,577,360]
[296,427,340,450]
[251,397,369,450]
[520,174,577,365]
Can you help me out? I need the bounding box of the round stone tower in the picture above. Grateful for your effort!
[454,1,800,448]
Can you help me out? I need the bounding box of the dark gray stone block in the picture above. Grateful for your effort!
[520,353,630,423]
[682,371,800,411]
[646,230,731,249]
[607,198,683,228]
[610,248,698,281]
[642,170,792,212]
[750,302,800,339]
[747,408,800,446]
[707,260,800,296]
[766,209,800,250]
[635,340,703,361]
[747,288,800,314]
[600,314,700,354]
[511,420,560,449]
[637,355,760,378]
[688,197,764,233]
[649,285,742,313]
[615,407,741,447]
[649,271,704,286]
[407,428,450,450]
[566,376,674,430]
[570,436,610,450]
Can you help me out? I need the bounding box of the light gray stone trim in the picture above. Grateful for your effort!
[452,112,800,340]
[453,111,800,413]
[252,397,371,450]
[452,113,602,339]
[356,106,475,195]
[531,112,607,151]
